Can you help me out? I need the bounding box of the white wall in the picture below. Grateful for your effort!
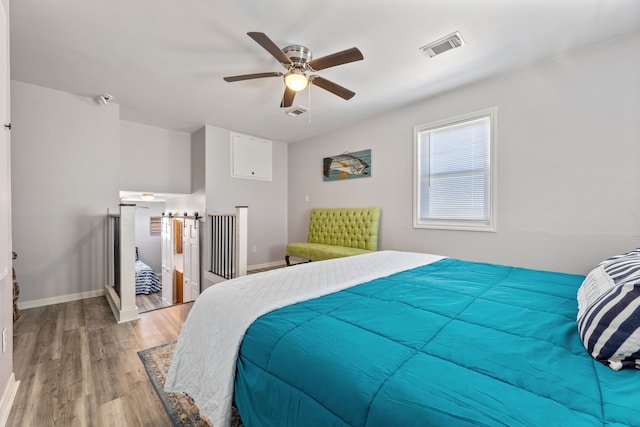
[120,120,191,194]
[134,202,163,273]
[191,126,206,196]
[288,33,640,275]
[163,127,206,219]
[11,81,120,304]
[205,125,288,268]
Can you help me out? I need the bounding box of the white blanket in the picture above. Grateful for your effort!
[164,250,444,427]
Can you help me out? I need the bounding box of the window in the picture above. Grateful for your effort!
[413,108,496,231]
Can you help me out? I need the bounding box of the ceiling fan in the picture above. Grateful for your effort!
[223,32,364,108]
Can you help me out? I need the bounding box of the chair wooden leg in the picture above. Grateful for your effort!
[285,255,291,266]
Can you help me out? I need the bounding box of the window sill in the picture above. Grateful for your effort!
[413,220,496,232]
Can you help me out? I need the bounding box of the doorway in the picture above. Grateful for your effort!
[119,191,203,314]
[133,200,167,313]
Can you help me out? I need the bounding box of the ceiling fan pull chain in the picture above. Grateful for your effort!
[308,82,312,124]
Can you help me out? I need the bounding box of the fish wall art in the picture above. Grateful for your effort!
[322,149,371,181]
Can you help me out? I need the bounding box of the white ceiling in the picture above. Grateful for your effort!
[9,0,640,143]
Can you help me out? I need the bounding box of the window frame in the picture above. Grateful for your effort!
[413,107,497,232]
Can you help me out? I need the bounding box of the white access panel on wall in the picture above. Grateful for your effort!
[230,132,272,181]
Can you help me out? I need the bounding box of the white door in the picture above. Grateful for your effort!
[0,0,14,402]
[160,216,174,305]
[182,218,200,302]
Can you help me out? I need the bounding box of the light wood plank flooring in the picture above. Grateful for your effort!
[136,291,170,314]
[8,297,193,426]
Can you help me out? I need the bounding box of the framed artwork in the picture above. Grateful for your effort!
[322,149,371,181]
[149,216,161,236]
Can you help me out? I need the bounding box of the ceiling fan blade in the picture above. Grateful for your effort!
[308,47,363,71]
[310,76,356,100]
[223,72,283,82]
[247,32,292,66]
[280,87,296,108]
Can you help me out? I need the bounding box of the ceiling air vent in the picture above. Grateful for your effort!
[287,105,310,117]
[420,31,465,58]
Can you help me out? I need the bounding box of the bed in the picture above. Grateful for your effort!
[165,250,640,427]
[135,247,162,295]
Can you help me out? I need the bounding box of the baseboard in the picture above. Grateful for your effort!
[116,305,140,324]
[17,288,106,310]
[248,260,287,270]
[104,286,139,324]
[0,373,19,427]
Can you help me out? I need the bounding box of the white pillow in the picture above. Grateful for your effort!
[577,265,616,320]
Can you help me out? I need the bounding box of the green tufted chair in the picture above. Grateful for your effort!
[285,207,381,266]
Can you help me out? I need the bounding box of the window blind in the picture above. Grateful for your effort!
[418,115,491,224]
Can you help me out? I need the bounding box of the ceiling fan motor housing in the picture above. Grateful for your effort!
[283,45,312,67]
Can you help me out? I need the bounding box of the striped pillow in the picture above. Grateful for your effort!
[577,248,640,371]
[577,248,640,319]
[601,247,640,283]
[578,283,640,370]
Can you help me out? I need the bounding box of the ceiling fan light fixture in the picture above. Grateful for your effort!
[284,69,308,92]
[141,193,155,201]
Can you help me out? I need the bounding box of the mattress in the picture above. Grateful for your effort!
[234,258,640,426]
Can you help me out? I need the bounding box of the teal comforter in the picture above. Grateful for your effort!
[234,258,640,426]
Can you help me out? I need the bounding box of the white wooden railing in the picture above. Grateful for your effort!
[105,205,139,323]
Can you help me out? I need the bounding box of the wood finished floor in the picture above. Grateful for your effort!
[136,291,170,314]
[8,297,193,426]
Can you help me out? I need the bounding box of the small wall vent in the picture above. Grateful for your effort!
[420,31,465,58]
[287,105,310,117]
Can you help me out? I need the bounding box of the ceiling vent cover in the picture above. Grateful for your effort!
[420,31,465,58]
[287,105,310,117]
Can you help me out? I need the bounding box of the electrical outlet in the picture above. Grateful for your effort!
[251,245,257,253]
[2,327,6,353]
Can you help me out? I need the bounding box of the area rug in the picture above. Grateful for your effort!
[138,341,244,427]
